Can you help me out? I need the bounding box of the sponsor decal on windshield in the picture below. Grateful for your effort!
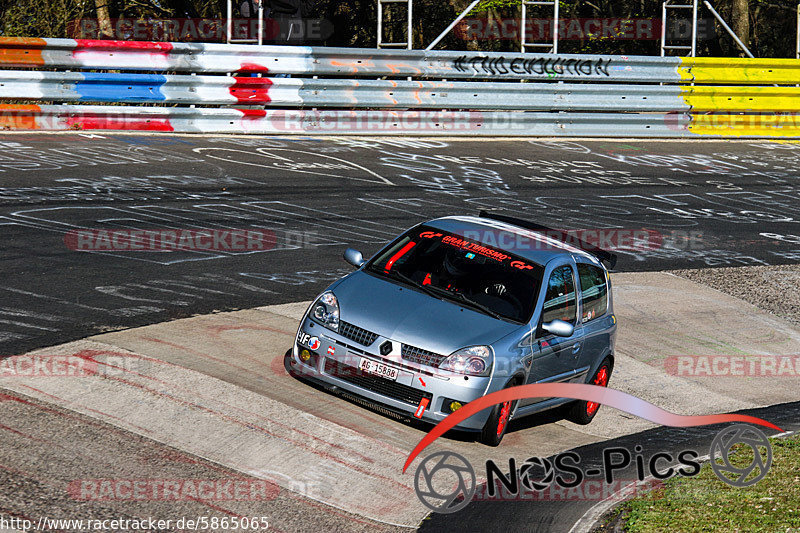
[419,230,535,269]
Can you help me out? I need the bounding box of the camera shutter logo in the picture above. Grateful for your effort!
[710,424,772,487]
[520,457,555,491]
[414,451,476,513]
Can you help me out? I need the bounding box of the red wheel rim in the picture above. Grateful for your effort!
[586,365,610,416]
[496,401,511,435]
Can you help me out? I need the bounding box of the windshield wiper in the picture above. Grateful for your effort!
[420,284,504,320]
[381,269,436,293]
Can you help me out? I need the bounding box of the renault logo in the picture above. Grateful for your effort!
[380,341,393,356]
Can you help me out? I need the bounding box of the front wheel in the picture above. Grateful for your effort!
[567,358,613,425]
[479,382,518,446]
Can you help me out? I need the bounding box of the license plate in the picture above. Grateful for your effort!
[359,358,399,381]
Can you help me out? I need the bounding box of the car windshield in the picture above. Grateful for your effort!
[366,225,544,323]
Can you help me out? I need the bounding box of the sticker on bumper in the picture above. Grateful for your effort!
[414,397,430,418]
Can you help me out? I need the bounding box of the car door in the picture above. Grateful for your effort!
[519,262,583,406]
[575,260,611,380]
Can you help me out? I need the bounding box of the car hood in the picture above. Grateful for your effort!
[331,271,522,355]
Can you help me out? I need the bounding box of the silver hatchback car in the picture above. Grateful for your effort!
[286,212,617,445]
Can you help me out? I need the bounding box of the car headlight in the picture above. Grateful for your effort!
[311,291,340,332]
[438,345,493,376]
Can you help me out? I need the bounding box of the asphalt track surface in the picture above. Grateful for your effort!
[2,134,800,356]
[1,134,800,532]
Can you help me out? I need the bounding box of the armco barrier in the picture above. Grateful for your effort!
[0,105,695,136]
[1,37,800,137]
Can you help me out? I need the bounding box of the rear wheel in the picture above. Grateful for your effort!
[479,381,519,446]
[567,358,613,425]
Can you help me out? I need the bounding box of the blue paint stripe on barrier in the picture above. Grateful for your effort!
[75,72,167,102]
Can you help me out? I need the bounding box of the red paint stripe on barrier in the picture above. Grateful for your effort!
[239,108,268,127]
[74,39,174,53]
[238,62,270,73]
[63,114,174,131]
[402,383,784,473]
[230,77,273,104]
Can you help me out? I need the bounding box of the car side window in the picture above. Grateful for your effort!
[578,263,608,323]
[542,266,577,325]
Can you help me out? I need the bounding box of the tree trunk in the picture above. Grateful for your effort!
[730,0,750,56]
[95,0,114,39]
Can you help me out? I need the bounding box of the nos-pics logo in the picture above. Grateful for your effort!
[414,424,773,514]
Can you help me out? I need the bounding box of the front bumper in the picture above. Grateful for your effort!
[289,317,495,430]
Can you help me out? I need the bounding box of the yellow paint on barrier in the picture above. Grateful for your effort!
[687,112,800,137]
[677,57,800,137]
[681,86,800,112]
[679,57,800,84]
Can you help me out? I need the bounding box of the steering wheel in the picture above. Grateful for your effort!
[479,281,524,317]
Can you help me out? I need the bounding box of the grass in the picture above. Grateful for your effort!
[614,434,800,532]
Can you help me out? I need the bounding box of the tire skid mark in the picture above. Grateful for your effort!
[75,349,395,466]
[18,384,153,436]
[99,372,413,492]
[102,338,412,459]
[2,387,154,438]
[140,336,267,374]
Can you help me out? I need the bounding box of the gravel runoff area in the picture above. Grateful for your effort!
[669,264,800,329]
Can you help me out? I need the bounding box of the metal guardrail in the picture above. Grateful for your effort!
[5,71,800,112]
[0,71,690,111]
[1,37,799,137]
[0,104,696,136]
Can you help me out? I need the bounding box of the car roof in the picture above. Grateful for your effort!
[425,215,600,267]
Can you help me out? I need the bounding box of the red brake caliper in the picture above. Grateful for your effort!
[497,401,511,435]
[586,366,609,416]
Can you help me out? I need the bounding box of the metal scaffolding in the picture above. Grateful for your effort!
[226,0,265,45]
[385,0,559,53]
[378,0,413,49]
[796,2,799,59]
[661,0,757,58]
[521,0,559,53]
[661,0,698,56]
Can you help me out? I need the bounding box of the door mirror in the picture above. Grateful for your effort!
[541,319,574,338]
[343,248,365,268]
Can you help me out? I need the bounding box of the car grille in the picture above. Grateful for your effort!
[338,321,378,346]
[401,344,447,367]
[324,359,432,406]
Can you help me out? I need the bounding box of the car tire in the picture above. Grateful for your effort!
[567,357,613,425]
[284,348,299,377]
[479,380,520,447]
